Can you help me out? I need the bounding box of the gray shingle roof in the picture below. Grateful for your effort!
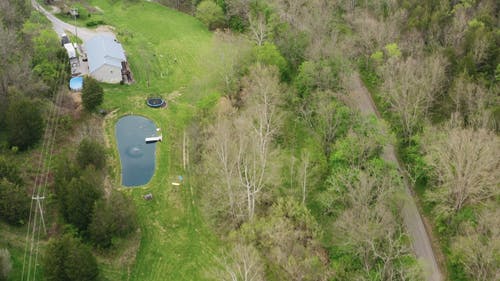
[85,35,126,73]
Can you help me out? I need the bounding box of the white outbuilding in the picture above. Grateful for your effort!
[85,35,127,84]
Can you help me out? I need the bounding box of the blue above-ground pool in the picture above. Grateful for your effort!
[69,76,83,91]
[115,115,159,187]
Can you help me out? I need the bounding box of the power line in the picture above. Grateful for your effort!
[21,52,68,281]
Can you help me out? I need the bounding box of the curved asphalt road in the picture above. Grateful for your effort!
[346,72,442,281]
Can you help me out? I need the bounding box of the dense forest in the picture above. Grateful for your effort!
[1,0,498,281]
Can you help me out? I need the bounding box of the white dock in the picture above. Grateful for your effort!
[145,135,162,143]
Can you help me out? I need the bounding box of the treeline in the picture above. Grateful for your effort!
[187,0,430,280]
[0,1,68,151]
[43,138,137,281]
[1,3,65,279]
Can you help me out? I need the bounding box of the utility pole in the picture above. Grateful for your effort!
[72,7,78,39]
[32,195,47,234]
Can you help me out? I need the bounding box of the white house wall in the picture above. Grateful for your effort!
[90,64,122,84]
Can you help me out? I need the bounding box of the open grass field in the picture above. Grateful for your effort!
[83,1,227,280]
[1,1,231,280]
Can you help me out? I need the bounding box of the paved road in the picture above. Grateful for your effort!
[345,72,442,281]
[31,0,114,42]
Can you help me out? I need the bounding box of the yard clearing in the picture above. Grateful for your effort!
[90,1,228,280]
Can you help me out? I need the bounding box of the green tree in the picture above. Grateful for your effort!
[253,43,289,80]
[0,178,29,225]
[89,191,137,248]
[76,139,106,170]
[43,235,99,281]
[59,167,103,233]
[196,0,225,30]
[0,156,23,185]
[6,97,44,150]
[236,197,330,280]
[81,77,103,112]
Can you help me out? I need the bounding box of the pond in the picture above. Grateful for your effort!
[115,115,158,186]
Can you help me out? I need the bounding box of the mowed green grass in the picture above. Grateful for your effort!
[87,1,226,280]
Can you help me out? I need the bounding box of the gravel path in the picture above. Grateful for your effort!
[31,0,115,42]
[345,72,442,281]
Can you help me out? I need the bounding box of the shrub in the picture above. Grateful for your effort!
[76,139,106,170]
[85,20,105,27]
[0,156,23,185]
[0,179,29,225]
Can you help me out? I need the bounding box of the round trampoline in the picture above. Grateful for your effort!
[69,76,83,91]
[146,97,166,108]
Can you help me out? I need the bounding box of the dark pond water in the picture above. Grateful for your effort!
[115,115,158,186]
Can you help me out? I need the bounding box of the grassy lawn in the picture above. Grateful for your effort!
[86,1,226,280]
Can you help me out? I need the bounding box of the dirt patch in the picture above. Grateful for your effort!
[49,5,61,14]
[94,6,104,13]
[96,25,115,33]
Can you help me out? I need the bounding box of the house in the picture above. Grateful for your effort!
[85,35,127,83]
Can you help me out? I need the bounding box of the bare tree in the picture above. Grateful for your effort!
[299,150,310,204]
[348,10,403,55]
[451,206,500,281]
[380,54,448,140]
[334,170,422,280]
[424,126,500,218]
[0,22,19,97]
[444,6,470,56]
[211,243,265,281]
[206,115,241,221]
[248,11,270,46]
[211,31,252,98]
[449,73,496,127]
[236,64,283,219]
[0,248,12,281]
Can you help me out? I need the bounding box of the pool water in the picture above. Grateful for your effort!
[115,115,158,186]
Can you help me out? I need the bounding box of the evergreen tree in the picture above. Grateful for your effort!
[6,97,44,150]
[89,191,137,248]
[43,235,99,281]
[59,166,103,233]
[81,77,103,112]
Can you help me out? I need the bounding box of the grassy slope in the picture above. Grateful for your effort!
[87,1,224,280]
